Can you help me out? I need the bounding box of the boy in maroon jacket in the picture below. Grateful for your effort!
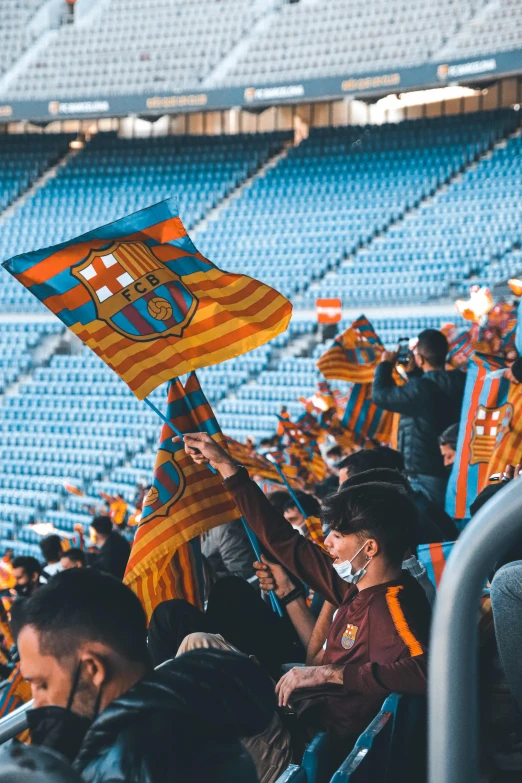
[180,433,431,741]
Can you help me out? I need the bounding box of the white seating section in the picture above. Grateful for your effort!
[0,0,46,78]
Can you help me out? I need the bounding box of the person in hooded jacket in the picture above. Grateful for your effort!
[372,329,465,508]
[12,568,276,783]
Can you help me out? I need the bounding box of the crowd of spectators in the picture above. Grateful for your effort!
[0,326,520,781]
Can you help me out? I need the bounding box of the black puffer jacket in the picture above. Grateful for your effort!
[73,649,275,783]
[372,363,465,477]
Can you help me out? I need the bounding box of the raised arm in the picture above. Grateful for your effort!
[372,359,424,415]
[180,433,350,607]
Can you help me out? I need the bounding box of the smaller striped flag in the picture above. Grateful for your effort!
[341,382,396,446]
[316,315,383,384]
[124,372,239,620]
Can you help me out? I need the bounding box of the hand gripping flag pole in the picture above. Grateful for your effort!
[144,396,283,617]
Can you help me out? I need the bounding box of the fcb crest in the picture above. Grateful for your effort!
[469,403,513,465]
[72,241,198,341]
[341,623,358,650]
[140,448,185,525]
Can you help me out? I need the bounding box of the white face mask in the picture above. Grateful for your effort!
[332,540,372,585]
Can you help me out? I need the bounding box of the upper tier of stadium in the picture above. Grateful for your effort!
[0,0,518,101]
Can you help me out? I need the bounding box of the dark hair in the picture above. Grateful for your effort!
[326,445,343,460]
[17,568,149,665]
[39,535,63,564]
[416,329,448,368]
[12,556,41,578]
[321,482,418,567]
[267,490,291,514]
[60,548,85,566]
[438,423,459,449]
[339,467,411,495]
[337,446,405,476]
[91,516,113,536]
[283,491,321,518]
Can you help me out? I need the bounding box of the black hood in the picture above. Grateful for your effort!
[77,648,275,761]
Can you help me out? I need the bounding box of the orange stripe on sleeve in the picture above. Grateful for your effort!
[385,586,424,657]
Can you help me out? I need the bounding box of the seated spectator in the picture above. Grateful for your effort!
[89,516,130,581]
[40,535,64,579]
[438,423,459,469]
[201,519,258,590]
[60,548,85,570]
[15,569,275,783]
[372,329,465,507]
[283,492,322,533]
[181,433,430,742]
[12,556,42,598]
[491,561,522,710]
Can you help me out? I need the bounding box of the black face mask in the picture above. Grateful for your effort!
[27,662,103,763]
[14,583,33,597]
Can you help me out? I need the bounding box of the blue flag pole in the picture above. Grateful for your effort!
[240,516,283,618]
[145,393,283,616]
[266,456,309,518]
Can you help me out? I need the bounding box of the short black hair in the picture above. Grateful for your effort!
[12,556,41,578]
[438,423,459,449]
[321,482,418,567]
[283,491,321,518]
[91,516,113,536]
[416,329,448,368]
[17,568,149,666]
[60,548,85,566]
[267,490,291,514]
[339,467,411,495]
[337,446,405,476]
[39,534,63,564]
[326,445,343,460]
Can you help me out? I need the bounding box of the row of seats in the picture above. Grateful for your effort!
[0,0,513,98]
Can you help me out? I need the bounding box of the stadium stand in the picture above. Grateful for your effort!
[437,0,522,59]
[196,111,519,305]
[3,0,263,100]
[0,131,290,312]
[0,0,47,78]
[220,0,486,86]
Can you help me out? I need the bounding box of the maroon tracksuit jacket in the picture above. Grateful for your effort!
[224,468,431,737]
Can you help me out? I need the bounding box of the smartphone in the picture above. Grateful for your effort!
[397,337,410,365]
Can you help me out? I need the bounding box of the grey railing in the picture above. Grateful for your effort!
[0,699,32,744]
[429,477,522,783]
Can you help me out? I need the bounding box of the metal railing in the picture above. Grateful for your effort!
[0,699,32,744]
[429,477,522,783]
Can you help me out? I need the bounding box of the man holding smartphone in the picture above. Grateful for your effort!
[372,329,465,507]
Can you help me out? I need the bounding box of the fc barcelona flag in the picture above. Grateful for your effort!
[341,383,396,445]
[3,198,292,399]
[446,353,510,523]
[124,372,238,620]
[316,315,383,384]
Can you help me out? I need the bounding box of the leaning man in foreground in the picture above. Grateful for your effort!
[182,433,431,743]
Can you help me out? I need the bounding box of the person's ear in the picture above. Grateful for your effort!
[79,649,109,689]
[366,539,379,559]
[31,572,39,584]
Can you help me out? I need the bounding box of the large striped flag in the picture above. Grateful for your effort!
[446,353,510,523]
[316,315,383,384]
[3,198,291,400]
[341,383,396,446]
[486,383,522,480]
[124,371,238,619]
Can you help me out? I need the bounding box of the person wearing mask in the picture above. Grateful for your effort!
[89,516,130,581]
[438,423,459,469]
[372,329,465,507]
[283,492,322,534]
[12,556,42,598]
[60,548,85,570]
[14,569,276,783]
[40,535,64,579]
[179,433,430,743]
